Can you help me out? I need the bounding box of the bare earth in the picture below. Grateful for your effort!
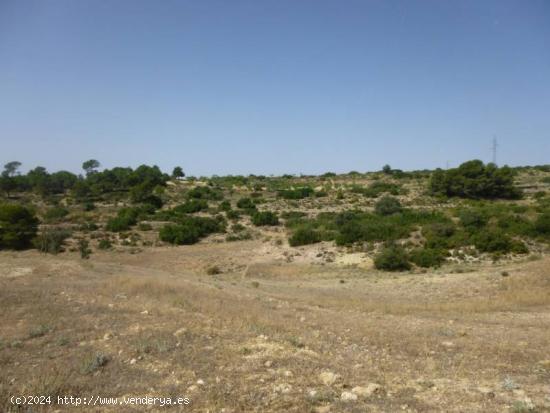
[1,240,550,412]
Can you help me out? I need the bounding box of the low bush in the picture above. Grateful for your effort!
[105,207,144,232]
[43,206,69,223]
[374,244,411,271]
[351,182,404,198]
[78,239,91,259]
[534,212,550,236]
[34,228,71,254]
[79,222,99,232]
[278,187,314,200]
[159,216,225,245]
[218,200,231,212]
[251,211,279,226]
[226,210,241,220]
[97,239,112,250]
[471,229,527,254]
[410,247,446,268]
[186,186,223,200]
[374,196,402,216]
[289,227,322,246]
[236,197,256,210]
[173,199,208,214]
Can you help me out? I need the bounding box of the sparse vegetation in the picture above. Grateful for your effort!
[34,228,71,254]
[251,210,279,226]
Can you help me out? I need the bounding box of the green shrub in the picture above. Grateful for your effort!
[251,211,279,226]
[410,248,446,268]
[106,216,134,232]
[374,196,402,216]
[534,212,550,236]
[79,222,99,232]
[173,199,208,214]
[105,207,141,232]
[429,160,521,199]
[0,204,39,250]
[43,206,69,223]
[226,231,253,241]
[226,210,241,220]
[236,197,256,210]
[186,186,223,200]
[97,239,112,250]
[458,209,487,229]
[289,227,322,246]
[34,228,71,254]
[218,200,231,212]
[79,239,91,259]
[83,201,95,211]
[352,182,403,198]
[374,245,411,271]
[159,224,201,245]
[278,187,314,200]
[159,216,225,245]
[471,229,527,254]
[231,223,245,232]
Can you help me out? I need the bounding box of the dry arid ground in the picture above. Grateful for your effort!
[1,239,550,412]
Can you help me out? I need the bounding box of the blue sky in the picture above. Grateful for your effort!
[1,0,549,176]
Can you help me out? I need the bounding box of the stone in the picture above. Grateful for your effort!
[319,371,338,386]
[340,391,358,402]
[352,383,382,397]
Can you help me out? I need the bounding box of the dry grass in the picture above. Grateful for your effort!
[0,247,549,412]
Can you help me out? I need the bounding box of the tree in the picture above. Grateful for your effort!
[82,159,100,176]
[0,204,39,250]
[0,176,17,198]
[3,161,21,177]
[382,164,392,175]
[172,166,185,179]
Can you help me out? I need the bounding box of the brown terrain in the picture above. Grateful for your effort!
[1,239,549,412]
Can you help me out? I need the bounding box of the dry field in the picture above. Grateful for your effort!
[1,238,550,412]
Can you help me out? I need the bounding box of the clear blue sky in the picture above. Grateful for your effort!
[1,0,549,176]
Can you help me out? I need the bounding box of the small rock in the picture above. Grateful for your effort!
[284,370,293,377]
[187,385,198,393]
[264,360,272,367]
[196,379,205,386]
[340,391,358,402]
[441,341,454,348]
[173,328,187,337]
[315,406,331,413]
[319,371,339,386]
[129,358,137,365]
[103,332,113,341]
[140,310,149,315]
[274,383,292,394]
[352,383,382,397]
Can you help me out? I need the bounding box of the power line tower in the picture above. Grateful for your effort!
[491,136,498,165]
